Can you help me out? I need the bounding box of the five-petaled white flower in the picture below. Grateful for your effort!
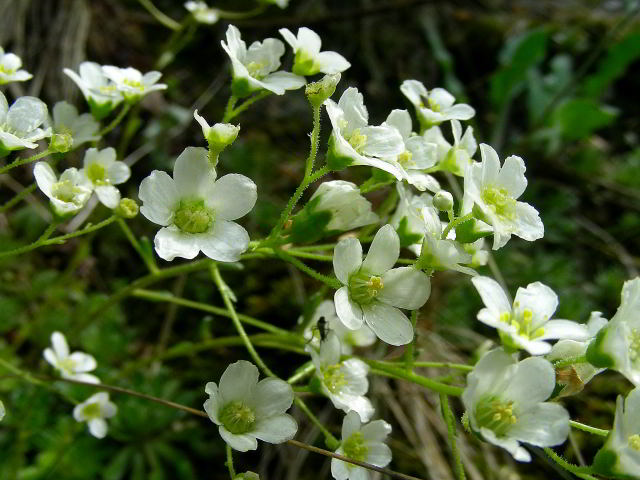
[593,387,640,478]
[586,277,640,386]
[0,47,32,85]
[221,25,305,97]
[471,276,589,355]
[382,109,440,192]
[308,332,374,421]
[333,224,431,346]
[0,91,51,154]
[331,411,392,480]
[63,61,123,119]
[462,348,570,462]
[51,101,101,150]
[303,300,376,354]
[400,80,475,129]
[279,27,350,76]
[184,1,219,24]
[79,147,130,209]
[43,331,100,384]
[101,66,167,102]
[73,392,117,439]
[325,88,406,180]
[422,120,477,176]
[139,146,257,262]
[34,163,92,216]
[463,143,544,250]
[203,360,297,452]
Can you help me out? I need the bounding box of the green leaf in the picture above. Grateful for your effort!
[550,98,618,140]
[583,33,640,98]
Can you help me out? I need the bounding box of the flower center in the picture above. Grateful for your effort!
[348,271,384,305]
[500,303,546,340]
[475,397,517,436]
[86,162,108,185]
[628,434,640,451]
[480,186,516,221]
[52,180,83,204]
[58,357,77,375]
[99,85,118,95]
[219,401,256,434]
[427,97,441,112]
[345,128,368,153]
[397,150,414,167]
[173,199,213,234]
[123,79,145,91]
[343,431,368,462]
[82,402,102,419]
[246,61,266,79]
[322,363,347,394]
[0,64,16,75]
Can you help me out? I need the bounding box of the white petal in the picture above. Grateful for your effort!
[341,411,361,439]
[502,356,556,408]
[219,427,258,452]
[361,225,399,275]
[384,109,412,139]
[107,162,131,185]
[207,174,257,221]
[219,360,259,403]
[539,319,590,341]
[334,287,365,330]
[34,162,58,197]
[198,220,249,262]
[333,238,363,284]
[250,378,294,418]
[68,352,97,372]
[316,51,351,74]
[463,349,513,408]
[88,418,108,438]
[138,171,179,226]
[252,414,298,444]
[296,27,322,55]
[173,147,215,196]
[480,427,531,462]
[338,87,368,129]
[497,155,527,199]
[513,281,558,328]
[513,202,544,242]
[278,28,298,50]
[479,143,501,187]
[43,348,57,367]
[7,97,47,134]
[331,457,350,480]
[367,443,392,467]
[400,79,427,107]
[154,227,200,261]
[363,302,413,346]
[429,88,455,109]
[203,382,221,424]
[471,276,511,316]
[95,185,121,209]
[444,103,475,120]
[260,71,306,93]
[361,419,392,442]
[71,373,101,384]
[51,332,69,358]
[359,126,404,158]
[509,403,569,447]
[378,267,430,310]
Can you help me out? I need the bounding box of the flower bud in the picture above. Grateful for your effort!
[234,472,259,480]
[49,133,73,153]
[433,190,454,212]
[193,110,239,162]
[305,73,341,108]
[115,198,139,218]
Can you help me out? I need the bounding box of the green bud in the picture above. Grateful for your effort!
[306,73,341,108]
[207,123,240,155]
[433,190,454,212]
[115,198,139,218]
[49,133,73,153]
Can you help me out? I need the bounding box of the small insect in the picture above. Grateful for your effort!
[306,316,330,345]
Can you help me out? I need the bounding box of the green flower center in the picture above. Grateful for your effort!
[99,85,118,94]
[173,199,213,234]
[348,271,384,305]
[219,401,256,435]
[0,64,16,75]
[397,150,414,168]
[475,397,517,436]
[481,186,516,221]
[628,434,640,451]
[427,97,441,112]
[82,402,102,419]
[343,431,368,462]
[52,180,83,204]
[322,364,347,394]
[86,162,108,185]
[629,329,640,363]
[499,303,546,340]
[123,79,145,91]
[246,61,266,80]
[58,357,77,375]
[340,125,368,154]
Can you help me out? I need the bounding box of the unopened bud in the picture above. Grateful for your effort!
[306,73,341,108]
[115,198,139,218]
[49,133,73,153]
[433,190,454,212]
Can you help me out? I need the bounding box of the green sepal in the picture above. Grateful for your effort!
[326,135,354,171]
[289,197,333,244]
[455,218,492,244]
[371,167,395,182]
[395,217,423,248]
[88,98,116,121]
[308,376,324,395]
[592,448,628,479]
[586,327,616,368]
[292,50,318,76]
[231,77,256,98]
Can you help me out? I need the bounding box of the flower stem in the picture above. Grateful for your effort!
[136,0,181,30]
[287,362,316,384]
[222,96,238,123]
[0,148,51,175]
[366,360,464,396]
[0,182,37,213]
[216,5,266,19]
[305,104,322,177]
[225,444,236,479]
[275,249,342,289]
[442,213,474,240]
[543,447,595,476]
[376,360,473,372]
[117,218,159,274]
[98,104,131,137]
[440,394,466,480]
[404,310,418,372]
[293,396,339,449]
[210,263,276,377]
[553,355,588,370]
[226,91,271,122]
[569,420,609,437]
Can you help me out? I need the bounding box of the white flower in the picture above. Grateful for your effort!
[203,360,297,452]
[0,47,32,85]
[73,392,117,438]
[331,411,392,480]
[417,206,475,275]
[400,80,475,128]
[79,147,130,209]
[0,400,5,421]
[221,25,305,97]
[303,300,377,354]
[193,110,239,154]
[184,1,219,24]
[34,163,92,216]
[462,348,569,462]
[593,387,640,478]
[139,147,257,262]
[464,238,489,267]
[63,62,123,119]
[325,88,406,180]
[101,66,167,102]
[382,109,440,192]
[0,92,51,154]
[586,277,640,386]
[390,181,433,251]
[43,331,99,384]
[279,27,350,76]
[463,144,543,250]
[52,101,100,150]
[423,120,477,176]
[309,332,374,421]
[333,224,431,345]
[548,312,608,397]
[471,276,589,355]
